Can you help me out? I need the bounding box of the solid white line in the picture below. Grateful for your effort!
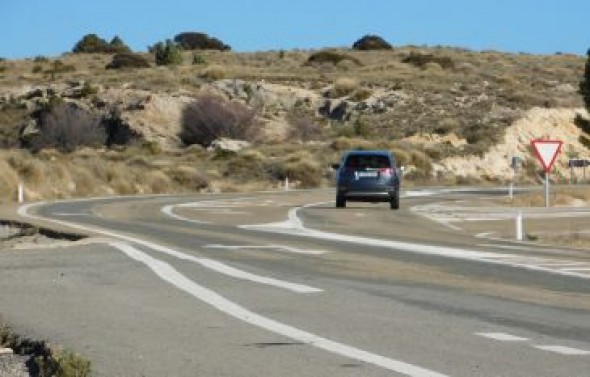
[476,332,529,342]
[205,244,329,255]
[559,267,590,272]
[477,243,533,251]
[112,242,449,377]
[533,345,590,356]
[20,203,321,294]
[161,204,209,224]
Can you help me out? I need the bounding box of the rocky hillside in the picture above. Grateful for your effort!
[0,47,589,199]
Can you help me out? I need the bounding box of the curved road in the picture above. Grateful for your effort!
[1,188,589,376]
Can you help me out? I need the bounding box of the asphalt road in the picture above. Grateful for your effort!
[1,188,589,377]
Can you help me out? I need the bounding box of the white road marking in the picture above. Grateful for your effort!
[477,243,533,251]
[205,244,329,255]
[161,204,209,224]
[20,203,321,294]
[112,242,449,377]
[533,345,590,356]
[240,204,590,280]
[560,267,590,272]
[476,332,529,342]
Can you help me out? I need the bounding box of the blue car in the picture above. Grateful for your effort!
[333,150,401,210]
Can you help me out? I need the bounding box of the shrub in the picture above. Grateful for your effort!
[166,165,209,189]
[151,40,184,66]
[192,54,207,65]
[180,94,261,147]
[305,50,362,66]
[26,103,107,153]
[352,34,392,50]
[284,159,322,188]
[402,52,454,69]
[32,65,43,73]
[33,55,49,63]
[580,134,590,149]
[45,60,76,79]
[200,64,226,80]
[105,52,151,69]
[108,36,131,53]
[349,87,373,102]
[287,114,323,141]
[72,33,130,54]
[329,77,359,98]
[580,49,590,111]
[173,32,231,51]
[574,113,590,134]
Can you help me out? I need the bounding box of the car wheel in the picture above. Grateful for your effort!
[336,196,346,208]
[390,192,399,210]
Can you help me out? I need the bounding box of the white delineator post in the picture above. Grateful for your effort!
[544,172,550,208]
[17,183,24,203]
[516,211,523,241]
[285,177,289,191]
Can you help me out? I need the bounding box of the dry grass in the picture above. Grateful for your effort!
[505,186,590,207]
[329,77,359,98]
[0,46,587,199]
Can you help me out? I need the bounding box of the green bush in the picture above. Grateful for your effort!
[105,52,151,69]
[151,40,184,66]
[579,49,590,111]
[192,54,207,65]
[72,33,131,54]
[574,114,590,134]
[402,52,454,69]
[352,35,392,50]
[45,60,76,79]
[304,50,362,66]
[173,32,230,51]
[1,323,91,377]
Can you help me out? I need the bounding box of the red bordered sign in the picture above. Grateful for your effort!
[531,139,563,173]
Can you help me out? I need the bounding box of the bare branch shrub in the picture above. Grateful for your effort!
[28,104,107,153]
[287,114,323,142]
[180,94,261,147]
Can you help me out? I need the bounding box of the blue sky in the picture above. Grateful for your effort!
[2,0,589,59]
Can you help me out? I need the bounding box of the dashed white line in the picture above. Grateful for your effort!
[113,242,450,377]
[533,345,590,356]
[477,331,590,356]
[476,332,529,342]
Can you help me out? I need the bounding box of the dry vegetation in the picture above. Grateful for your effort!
[0,45,588,201]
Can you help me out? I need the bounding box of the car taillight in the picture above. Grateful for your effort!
[379,168,394,176]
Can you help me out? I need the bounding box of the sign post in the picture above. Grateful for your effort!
[531,139,563,207]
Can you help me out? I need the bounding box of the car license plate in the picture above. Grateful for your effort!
[357,171,377,178]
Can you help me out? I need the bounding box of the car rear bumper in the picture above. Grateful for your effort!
[338,187,398,202]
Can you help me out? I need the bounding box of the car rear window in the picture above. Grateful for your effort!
[344,154,391,169]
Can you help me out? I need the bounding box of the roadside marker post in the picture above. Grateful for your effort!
[17,183,24,203]
[531,139,563,208]
[509,156,522,200]
[516,211,523,241]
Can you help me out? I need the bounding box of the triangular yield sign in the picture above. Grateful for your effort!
[531,139,563,173]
